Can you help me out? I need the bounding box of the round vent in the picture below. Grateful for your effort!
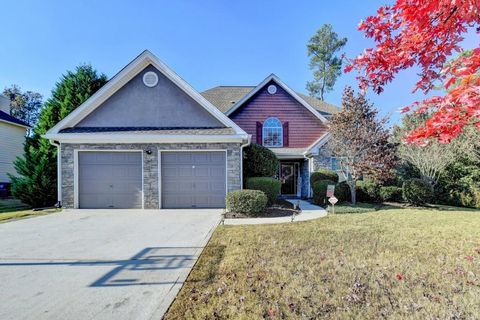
[143,71,158,87]
[267,84,277,95]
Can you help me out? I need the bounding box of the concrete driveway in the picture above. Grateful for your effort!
[0,209,221,320]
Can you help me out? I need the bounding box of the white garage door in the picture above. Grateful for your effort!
[161,151,226,208]
[78,151,143,209]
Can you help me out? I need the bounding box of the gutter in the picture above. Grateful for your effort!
[49,140,62,208]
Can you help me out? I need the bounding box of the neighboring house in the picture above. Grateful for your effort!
[45,50,338,209]
[202,75,340,198]
[0,95,30,197]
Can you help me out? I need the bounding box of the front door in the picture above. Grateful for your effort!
[280,163,297,195]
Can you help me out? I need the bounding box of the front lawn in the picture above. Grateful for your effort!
[165,207,480,319]
[0,208,59,222]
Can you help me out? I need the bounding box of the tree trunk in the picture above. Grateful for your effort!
[348,181,356,205]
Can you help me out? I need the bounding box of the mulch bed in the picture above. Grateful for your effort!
[225,199,301,219]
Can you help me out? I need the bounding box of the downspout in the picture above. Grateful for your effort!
[49,140,62,208]
[240,135,252,189]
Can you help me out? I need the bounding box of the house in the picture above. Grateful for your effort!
[202,76,340,198]
[0,95,30,197]
[45,50,338,209]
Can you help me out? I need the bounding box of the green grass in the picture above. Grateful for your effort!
[0,208,59,222]
[165,207,480,319]
[327,202,380,214]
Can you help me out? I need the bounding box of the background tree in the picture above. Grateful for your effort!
[306,24,347,101]
[345,0,479,143]
[393,113,469,186]
[327,87,396,204]
[3,85,43,129]
[9,65,107,207]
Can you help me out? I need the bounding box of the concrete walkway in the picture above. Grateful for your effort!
[223,200,327,225]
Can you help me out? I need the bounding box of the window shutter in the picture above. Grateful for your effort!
[283,122,289,147]
[256,121,263,144]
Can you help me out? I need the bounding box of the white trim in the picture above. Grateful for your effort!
[158,149,228,209]
[262,117,283,147]
[44,133,247,144]
[0,118,30,129]
[73,149,144,209]
[225,73,328,123]
[304,132,331,155]
[45,50,247,136]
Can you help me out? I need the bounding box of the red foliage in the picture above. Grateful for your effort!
[347,0,480,143]
[396,273,405,281]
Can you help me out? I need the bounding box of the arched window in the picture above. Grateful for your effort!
[263,117,283,147]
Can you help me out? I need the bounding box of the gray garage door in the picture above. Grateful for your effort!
[161,151,226,208]
[78,151,142,209]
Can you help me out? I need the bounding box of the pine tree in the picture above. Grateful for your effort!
[9,65,107,207]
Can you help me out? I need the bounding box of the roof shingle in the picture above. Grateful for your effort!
[201,86,340,115]
[59,126,236,135]
[0,110,30,127]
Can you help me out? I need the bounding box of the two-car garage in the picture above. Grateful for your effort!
[76,150,227,209]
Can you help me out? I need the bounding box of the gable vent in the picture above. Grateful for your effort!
[267,84,277,95]
[143,71,159,87]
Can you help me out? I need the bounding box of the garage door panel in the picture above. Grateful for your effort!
[161,151,226,208]
[208,153,225,164]
[78,151,142,209]
[194,167,209,177]
[162,181,194,193]
[111,194,142,209]
[79,193,113,209]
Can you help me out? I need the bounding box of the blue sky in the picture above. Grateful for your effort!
[1,0,477,125]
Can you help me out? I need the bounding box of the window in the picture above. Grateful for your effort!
[263,117,283,147]
[331,157,341,171]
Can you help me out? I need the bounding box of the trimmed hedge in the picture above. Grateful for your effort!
[226,190,268,216]
[356,180,381,203]
[379,186,403,202]
[335,182,351,203]
[312,179,336,205]
[310,169,339,185]
[243,144,279,178]
[245,177,281,205]
[402,178,433,205]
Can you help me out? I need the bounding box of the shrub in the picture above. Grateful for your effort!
[310,169,339,186]
[379,186,403,202]
[356,180,381,202]
[335,182,351,203]
[226,189,268,216]
[312,180,336,205]
[245,177,281,205]
[402,178,433,205]
[243,144,279,178]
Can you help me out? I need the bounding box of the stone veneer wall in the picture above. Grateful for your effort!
[60,143,242,209]
[311,149,332,171]
[299,160,310,198]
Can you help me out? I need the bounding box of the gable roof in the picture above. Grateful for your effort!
[201,78,340,117]
[0,110,30,128]
[45,50,247,139]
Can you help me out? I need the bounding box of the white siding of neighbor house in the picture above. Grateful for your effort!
[0,121,27,182]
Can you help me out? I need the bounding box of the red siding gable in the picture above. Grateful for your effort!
[229,82,327,148]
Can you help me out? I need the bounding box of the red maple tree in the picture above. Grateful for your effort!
[345,0,480,143]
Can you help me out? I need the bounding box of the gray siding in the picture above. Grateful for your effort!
[60,143,241,209]
[77,65,225,128]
